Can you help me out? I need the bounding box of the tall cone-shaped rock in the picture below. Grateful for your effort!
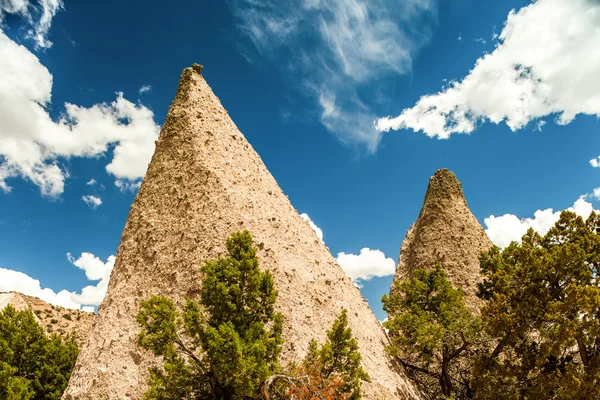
[63,66,421,400]
[391,169,492,310]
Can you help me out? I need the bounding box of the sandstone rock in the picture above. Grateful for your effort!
[0,291,95,345]
[63,66,422,400]
[391,169,493,311]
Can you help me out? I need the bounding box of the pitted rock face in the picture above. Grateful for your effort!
[391,169,493,311]
[62,66,422,400]
[0,292,95,345]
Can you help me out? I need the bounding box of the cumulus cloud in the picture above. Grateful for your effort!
[82,194,102,209]
[0,29,159,197]
[376,0,600,139]
[299,213,395,284]
[336,248,396,283]
[231,0,437,152]
[484,197,597,248]
[0,267,81,309]
[0,252,114,310]
[86,178,96,185]
[67,252,115,307]
[300,213,324,242]
[0,0,63,49]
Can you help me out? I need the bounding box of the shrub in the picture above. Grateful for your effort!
[0,305,79,399]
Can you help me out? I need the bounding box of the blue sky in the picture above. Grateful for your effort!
[1,0,599,319]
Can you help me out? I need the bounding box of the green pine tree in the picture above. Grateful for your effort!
[0,305,79,400]
[267,309,370,400]
[473,211,600,400]
[382,265,483,399]
[137,230,284,400]
[317,308,370,399]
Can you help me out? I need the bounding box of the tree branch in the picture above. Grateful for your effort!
[173,331,203,366]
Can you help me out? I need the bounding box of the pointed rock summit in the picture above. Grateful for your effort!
[63,66,421,400]
[392,169,492,310]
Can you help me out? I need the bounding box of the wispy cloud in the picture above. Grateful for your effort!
[139,84,152,95]
[376,0,600,141]
[82,195,102,209]
[0,0,63,49]
[230,0,438,152]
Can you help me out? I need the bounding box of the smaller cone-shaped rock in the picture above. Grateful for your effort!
[0,292,95,344]
[391,169,492,311]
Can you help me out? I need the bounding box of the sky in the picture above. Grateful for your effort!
[0,0,599,320]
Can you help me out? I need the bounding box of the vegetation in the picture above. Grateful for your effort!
[137,230,283,399]
[0,305,79,400]
[473,211,600,400]
[383,210,600,400]
[137,230,369,400]
[62,314,72,321]
[383,265,483,399]
[265,309,370,400]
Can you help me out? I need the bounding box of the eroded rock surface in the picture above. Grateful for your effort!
[392,169,493,311]
[0,292,95,345]
[63,66,421,400]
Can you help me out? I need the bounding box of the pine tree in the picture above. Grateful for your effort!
[473,211,600,400]
[267,309,370,400]
[382,265,483,399]
[137,230,283,399]
[0,305,79,400]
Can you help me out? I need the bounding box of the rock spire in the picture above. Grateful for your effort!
[63,66,421,400]
[391,169,492,311]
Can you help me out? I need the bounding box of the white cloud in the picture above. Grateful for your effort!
[0,267,81,309]
[376,0,600,139]
[86,178,96,185]
[114,178,142,192]
[82,194,102,209]
[535,120,546,132]
[139,85,152,95]
[0,0,63,49]
[593,187,600,201]
[67,252,115,307]
[0,252,114,309]
[0,29,160,197]
[231,0,437,152]
[336,248,396,282]
[590,157,600,168]
[298,213,395,284]
[300,213,324,242]
[81,305,95,313]
[484,196,596,248]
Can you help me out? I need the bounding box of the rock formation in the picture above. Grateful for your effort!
[391,169,493,311]
[63,66,421,400]
[0,292,95,345]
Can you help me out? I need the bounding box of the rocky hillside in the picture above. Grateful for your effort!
[0,292,95,345]
[392,169,493,311]
[63,65,421,400]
